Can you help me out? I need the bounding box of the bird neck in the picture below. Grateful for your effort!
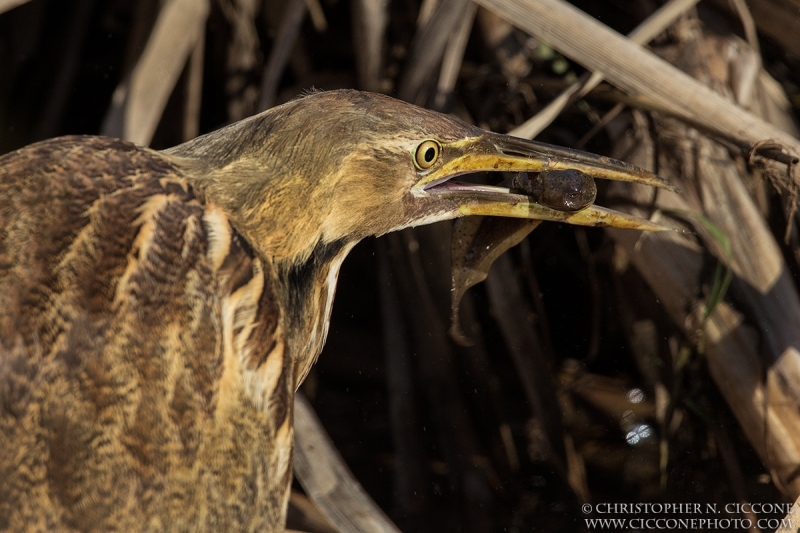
[273,238,355,386]
[167,153,357,387]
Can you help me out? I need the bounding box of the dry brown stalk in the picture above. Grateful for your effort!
[294,393,401,533]
[102,0,210,145]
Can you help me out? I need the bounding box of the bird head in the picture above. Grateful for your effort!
[165,89,675,383]
[167,89,672,267]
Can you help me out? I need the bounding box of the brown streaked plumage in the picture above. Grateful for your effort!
[0,89,673,532]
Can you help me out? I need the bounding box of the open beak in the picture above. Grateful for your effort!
[411,131,676,232]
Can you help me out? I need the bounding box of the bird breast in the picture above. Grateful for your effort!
[0,136,294,531]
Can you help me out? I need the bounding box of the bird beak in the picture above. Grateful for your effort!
[411,131,676,232]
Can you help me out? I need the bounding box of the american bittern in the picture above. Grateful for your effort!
[0,90,672,531]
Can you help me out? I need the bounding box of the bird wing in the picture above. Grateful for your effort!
[0,136,291,531]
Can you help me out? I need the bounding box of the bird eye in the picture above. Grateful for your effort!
[414,140,441,170]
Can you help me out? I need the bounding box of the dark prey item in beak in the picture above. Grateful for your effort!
[511,170,598,212]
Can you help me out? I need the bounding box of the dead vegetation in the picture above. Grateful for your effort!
[3,0,800,531]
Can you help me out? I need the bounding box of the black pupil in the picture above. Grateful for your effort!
[424,147,435,162]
